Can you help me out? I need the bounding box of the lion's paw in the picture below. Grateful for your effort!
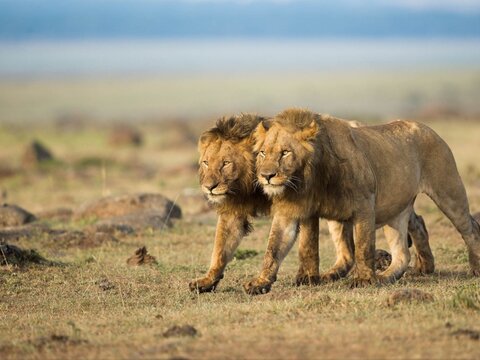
[243,277,272,295]
[349,271,378,288]
[320,271,343,283]
[189,276,222,293]
[412,257,435,275]
[295,274,321,286]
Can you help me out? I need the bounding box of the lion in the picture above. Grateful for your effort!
[244,108,480,294]
[190,113,433,293]
[189,114,324,293]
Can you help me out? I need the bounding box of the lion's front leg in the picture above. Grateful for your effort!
[296,216,321,286]
[190,213,249,293]
[244,215,299,295]
[350,210,377,288]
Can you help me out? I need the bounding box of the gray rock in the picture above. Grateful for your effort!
[74,193,182,231]
[0,204,36,228]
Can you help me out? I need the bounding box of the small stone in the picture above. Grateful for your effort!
[126,246,157,266]
[0,204,36,228]
[163,325,198,338]
[22,140,54,167]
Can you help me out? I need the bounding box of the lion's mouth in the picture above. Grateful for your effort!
[261,183,285,197]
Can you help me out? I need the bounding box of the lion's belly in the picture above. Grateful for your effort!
[355,127,422,225]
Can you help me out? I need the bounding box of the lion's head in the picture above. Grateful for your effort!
[254,109,321,197]
[198,114,264,204]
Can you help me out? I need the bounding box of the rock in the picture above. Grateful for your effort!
[90,223,136,236]
[51,230,118,249]
[163,325,198,338]
[0,243,51,266]
[375,249,392,272]
[0,204,36,228]
[96,211,175,231]
[126,246,157,266]
[74,193,182,222]
[178,188,213,216]
[387,288,434,306]
[109,125,143,147]
[21,140,54,167]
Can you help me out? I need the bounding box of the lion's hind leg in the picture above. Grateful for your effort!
[320,220,355,283]
[408,212,435,275]
[378,208,412,284]
[421,133,480,276]
[428,186,480,276]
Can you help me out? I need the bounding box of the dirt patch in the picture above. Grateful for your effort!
[30,334,87,349]
[163,325,198,338]
[375,249,392,272]
[109,125,143,147]
[0,165,18,180]
[450,328,480,341]
[0,204,36,228]
[126,246,157,266]
[387,288,434,306]
[22,140,54,167]
[36,207,73,222]
[0,243,53,267]
[95,278,116,291]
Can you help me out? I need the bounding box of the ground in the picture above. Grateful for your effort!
[0,118,479,359]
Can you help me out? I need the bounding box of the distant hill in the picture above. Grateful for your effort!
[0,0,479,39]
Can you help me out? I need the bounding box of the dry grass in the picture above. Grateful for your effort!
[0,118,480,359]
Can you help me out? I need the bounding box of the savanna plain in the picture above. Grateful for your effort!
[1,74,480,360]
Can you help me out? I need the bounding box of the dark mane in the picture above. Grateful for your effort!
[214,114,265,142]
[275,108,318,130]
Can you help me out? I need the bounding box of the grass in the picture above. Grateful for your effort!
[1,69,480,122]
[0,117,480,359]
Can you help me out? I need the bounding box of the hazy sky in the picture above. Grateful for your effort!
[172,0,480,11]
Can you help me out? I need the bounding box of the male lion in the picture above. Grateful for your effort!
[244,108,480,293]
[189,114,325,292]
[190,113,432,293]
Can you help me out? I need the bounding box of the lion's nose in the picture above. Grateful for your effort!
[205,182,219,191]
[261,172,277,182]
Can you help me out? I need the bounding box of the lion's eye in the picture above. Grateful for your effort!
[259,151,265,158]
[202,160,208,166]
[223,160,231,166]
[281,150,290,157]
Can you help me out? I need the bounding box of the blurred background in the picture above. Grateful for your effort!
[1,0,480,123]
[0,0,479,211]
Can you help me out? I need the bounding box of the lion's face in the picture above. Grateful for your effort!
[254,119,318,197]
[199,138,253,204]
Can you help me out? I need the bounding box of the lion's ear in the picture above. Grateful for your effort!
[252,119,271,152]
[296,119,319,142]
[198,132,216,153]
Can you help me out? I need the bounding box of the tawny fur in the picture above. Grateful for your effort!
[191,114,322,293]
[246,108,480,293]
